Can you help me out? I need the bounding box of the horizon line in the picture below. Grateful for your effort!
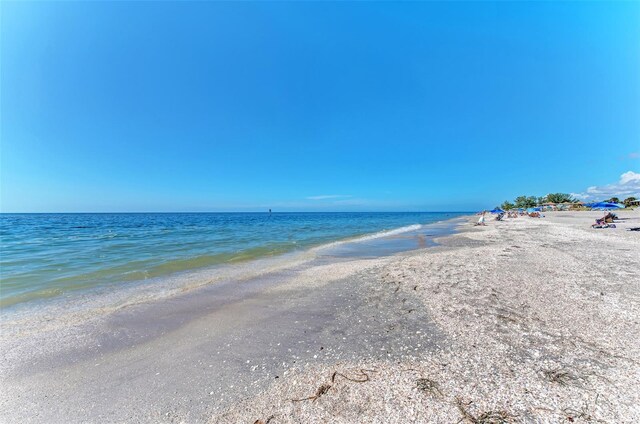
[0,210,474,214]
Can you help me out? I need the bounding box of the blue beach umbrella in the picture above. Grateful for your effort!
[526,207,542,213]
[490,208,505,214]
[590,202,624,210]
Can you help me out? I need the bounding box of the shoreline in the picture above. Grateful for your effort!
[0,215,466,423]
[1,211,638,422]
[0,215,465,357]
[0,214,466,314]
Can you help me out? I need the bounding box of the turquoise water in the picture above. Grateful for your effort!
[0,212,466,309]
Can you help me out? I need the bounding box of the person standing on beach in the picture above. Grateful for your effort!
[476,211,486,226]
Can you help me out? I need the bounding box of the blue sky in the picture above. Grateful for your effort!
[1,1,639,212]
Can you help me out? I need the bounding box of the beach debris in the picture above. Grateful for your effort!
[291,369,374,403]
[542,368,580,387]
[560,394,604,423]
[291,383,332,403]
[416,377,443,397]
[496,313,518,324]
[331,368,373,383]
[455,397,515,424]
[562,406,594,422]
[253,414,275,424]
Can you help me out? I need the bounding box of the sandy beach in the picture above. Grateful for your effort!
[4,1,638,422]
[1,211,639,423]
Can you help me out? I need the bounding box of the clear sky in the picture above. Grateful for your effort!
[1,1,639,212]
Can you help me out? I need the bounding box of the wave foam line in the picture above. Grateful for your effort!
[311,223,423,253]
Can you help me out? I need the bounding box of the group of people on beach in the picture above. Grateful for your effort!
[475,210,543,226]
[476,210,632,231]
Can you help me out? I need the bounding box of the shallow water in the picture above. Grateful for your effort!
[0,212,466,309]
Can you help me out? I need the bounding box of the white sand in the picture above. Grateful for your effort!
[214,211,640,423]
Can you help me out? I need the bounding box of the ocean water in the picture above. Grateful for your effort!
[0,212,466,310]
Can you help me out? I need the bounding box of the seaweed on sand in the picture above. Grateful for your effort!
[331,369,373,384]
[253,415,275,424]
[291,369,375,403]
[416,378,443,397]
[291,383,333,403]
[542,368,581,387]
[455,397,516,424]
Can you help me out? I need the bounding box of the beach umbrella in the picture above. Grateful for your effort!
[526,207,542,213]
[490,208,505,214]
[590,202,624,210]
